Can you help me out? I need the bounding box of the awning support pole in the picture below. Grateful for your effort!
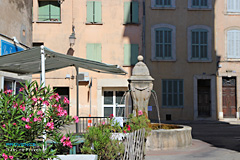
[75,66,79,133]
[40,45,46,151]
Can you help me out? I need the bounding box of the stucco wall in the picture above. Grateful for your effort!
[0,0,32,46]
[32,0,143,117]
[145,0,217,120]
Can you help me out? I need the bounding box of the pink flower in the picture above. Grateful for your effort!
[63,110,68,116]
[21,117,26,121]
[31,98,38,103]
[64,97,69,104]
[60,136,66,143]
[73,116,79,123]
[37,110,43,115]
[46,122,54,130]
[43,101,49,106]
[123,130,126,133]
[138,110,143,116]
[34,118,38,122]
[4,89,13,94]
[29,114,33,117]
[39,97,43,101]
[9,155,14,160]
[109,114,114,119]
[38,117,42,122]
[2,153,8,160]
[13,103,18,108]
[13,123,16,126]
[102,121,105,125]
[20,105,25,111]
[2,124,5,128]
[19,87,24,92]
[26,118,30,122]
[25,124,31,129]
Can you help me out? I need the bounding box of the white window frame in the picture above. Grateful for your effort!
[226,29,240,59]
[226,0,240,13]
[188,0,212,10]
[102,89,126,117]
[187,25,212,62]
[151,24,176,61]
[151,0,176,9]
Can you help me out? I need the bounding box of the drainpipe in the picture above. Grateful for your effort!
[75,66,79,133]
[142,0,146,61]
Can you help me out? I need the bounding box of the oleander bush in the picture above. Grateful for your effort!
[0,81,78,160]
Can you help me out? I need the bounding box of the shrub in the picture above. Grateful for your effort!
[0,81,78,160]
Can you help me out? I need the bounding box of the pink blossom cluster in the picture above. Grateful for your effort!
[53,104,68,117]
[138,110,143,116]
[46,121,54,130]
[50,93,61,102]
[60,136,72,148]
[19,87,24,92]
[73,116,79,123]
[4,89,13,94]
[2,153,13,160]
[64,97,69,104]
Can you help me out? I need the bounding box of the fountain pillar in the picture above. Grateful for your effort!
[128,55,154,116]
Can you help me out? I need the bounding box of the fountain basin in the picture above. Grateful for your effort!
[146,125,192,150]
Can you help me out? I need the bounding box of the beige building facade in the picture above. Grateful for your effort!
[215,0,240,120]
[145,0,217,121]
[0,0,32,93]
[32,0,143,117]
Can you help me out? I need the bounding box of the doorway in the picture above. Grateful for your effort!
[198,79,211,117]
[222,77,236,118]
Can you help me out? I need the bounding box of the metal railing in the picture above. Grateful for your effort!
[77,117,110,134]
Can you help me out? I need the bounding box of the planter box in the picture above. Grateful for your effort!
[53,154,98,160]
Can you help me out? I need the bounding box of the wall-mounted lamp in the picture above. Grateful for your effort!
[58,0,65,4]
[69,25,76,47]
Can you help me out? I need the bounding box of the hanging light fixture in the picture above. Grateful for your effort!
[58,0,65,4]
[69,25,76,47]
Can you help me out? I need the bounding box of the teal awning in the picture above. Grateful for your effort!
[0,47,127,75]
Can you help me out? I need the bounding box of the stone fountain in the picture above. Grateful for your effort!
[128,55,154,116]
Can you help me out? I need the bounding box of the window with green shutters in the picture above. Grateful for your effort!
[155,0,172,7]
[227,30,240,58]
[191,29,208,59]
[192,0,208,8]
[86,1,102,23]
[124,2,139,24]
[86,43,102,62]
[155,28,172,59]
[162,79,184,107]
[124,44,139,66]
[38,1,61,21]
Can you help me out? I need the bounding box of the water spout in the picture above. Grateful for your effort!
[151,90,161,126]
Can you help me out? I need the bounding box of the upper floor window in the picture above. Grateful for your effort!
[86,1,102,24]
[151,24,176,61]
[124,44,139,66]
[151,0,176,9]
[187,25,212,62]
[188,0,212,9]
[227,30,240,58]
[191,29,208,59]
[124,1,139,24]
[38,1,61,21]
[227,0,240,13]
[86,43,102,62]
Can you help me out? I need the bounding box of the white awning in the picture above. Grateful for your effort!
[0,47,127,75]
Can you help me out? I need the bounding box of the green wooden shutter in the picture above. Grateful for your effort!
[94,1,102,23]
[124,2,131,24]
[131,44,139,65]
[162,80,167,106]
[50,1,60,21]
[95,43,102,62]
[87,1,94,23]
[86,44,101,62]
[38,1,50,21]
[132,1,139,23]
[179,80,183,106]
[124,44,131,65]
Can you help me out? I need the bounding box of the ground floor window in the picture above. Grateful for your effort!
[4,79,25,98]
[103,90,126,117]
